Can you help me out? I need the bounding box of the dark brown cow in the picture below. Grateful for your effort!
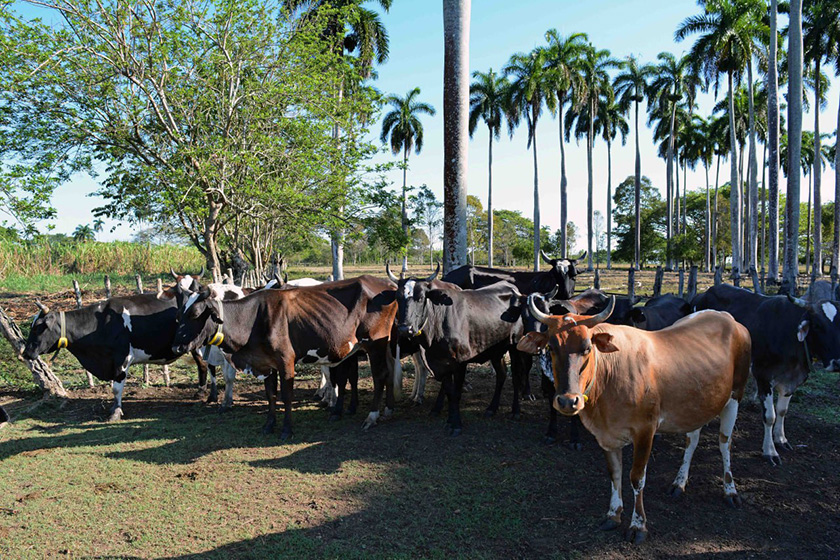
[171,275,398,439]
[517,300,751,543]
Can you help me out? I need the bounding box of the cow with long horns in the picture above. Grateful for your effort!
[693,283,840,465]
[517,297,751,543]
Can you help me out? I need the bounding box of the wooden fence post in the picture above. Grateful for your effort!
[831,266,838,299]
[678,268,685,298]
[627,268,636,301]
[104,275,112,299]
[227,268,234,286]
[653,266,663,297]
[732,268,741,288]
[156,278,163,296]
[133,275,151,385]
[686,266,698,302]
[135,274,143,294]
[73,279,95,388]
[594,268,600,290]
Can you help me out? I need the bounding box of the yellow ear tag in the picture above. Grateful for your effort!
[209,331,224,346]
[57,337,68,349]
[582,394,589,402]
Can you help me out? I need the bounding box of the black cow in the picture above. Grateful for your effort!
[0,405,8,425]
[442,250,585,299]
[393,274,527,435]
[23,293,208,421]
[805,280,840,303]
[693,284,840,465]
[171,275,399,439]
[629,294,692,331]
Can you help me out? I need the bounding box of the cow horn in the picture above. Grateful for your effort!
[283,272,288,284]
[540,250,554,264]
[274,272,285,287]
[578,296,615,328]
[170,267,179,280]
[35,300,49,313]
[385,260,399,283]
[425,262,440,282]
[527,294,552,325]
[196,266,206,280]
[787,294,809,309]
[572,250,587,263]
[544,285,559,300]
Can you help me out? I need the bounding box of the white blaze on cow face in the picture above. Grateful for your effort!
[178,275,195,291]
[122,308,132,332]
[821,301,837,322]
[264,278,278,289]
[402,279,416,301]
[183,292,201,311]
[557,260,570,274]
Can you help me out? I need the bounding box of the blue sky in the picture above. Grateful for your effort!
[33,0,840,247]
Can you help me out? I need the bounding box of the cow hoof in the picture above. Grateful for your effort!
[725,494,742,508]
[599,518,620,531]
[484,409,496,418]
[763,453,782,466]
[525,393,536,402]
[778,441,794,452]
[106,409,123,422]
[668,485,684,499]
[362,419,376,431]
[625,528,648,544]
[563,441,583,451]
[543,435,557,445]
[280,430,293,442]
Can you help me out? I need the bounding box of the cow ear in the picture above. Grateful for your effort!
[427,289,453,306]
[517,332,549,354]
[592,332,619,353]
[797,320,809,342]
[630,308,645,325]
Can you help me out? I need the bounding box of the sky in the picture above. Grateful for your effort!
[30,0,840,247]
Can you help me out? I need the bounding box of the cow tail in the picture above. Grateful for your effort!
[392,343,403,400]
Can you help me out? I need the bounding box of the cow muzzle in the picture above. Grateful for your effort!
[554,393,585,416]
[825,359,840,372]
[397,324,418,338]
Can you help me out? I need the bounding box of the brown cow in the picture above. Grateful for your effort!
[517,299,751,543]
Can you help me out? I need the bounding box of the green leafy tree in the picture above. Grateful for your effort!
[612,175,666,266]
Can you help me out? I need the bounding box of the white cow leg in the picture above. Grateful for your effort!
[761,392,780,466]
[719,397,741,506]
[221,361,236,411]
[108,378,126,422]
[600,447,623,531]
[315,369,329,399]
[670,428,701,497]
[773,391,793,451]
[411,354,428,405]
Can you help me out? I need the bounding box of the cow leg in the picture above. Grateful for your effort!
[389,343,403,401]
[519,353,535,401]
[669,428,701,497]
[314,369,329,400]
[220,361,236,411]
[759,385,781,466]
[206,365,218,404]
[411,353,428,405]
[107,376,127,422]
[719,397,741,507]
[567,416,583,451]
[446,365,467,436]
[509,352,524,419]
[484,357,507,417]
[626,430,654,544]
[541,375,558,444]
[773,390,794,452]
[347,356,359,415]
[329,364,347,422]
[262,371,278,434]
[363,343,389,431]
[279,373,294,441]
[319,367,337,408]
[599,447,623,531]
[430,383,446,416]
[192,350,209,397]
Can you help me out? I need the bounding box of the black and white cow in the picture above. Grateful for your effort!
[693,284,840,464]
[629,294,692,331]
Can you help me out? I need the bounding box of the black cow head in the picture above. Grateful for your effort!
[789,295,840,371]
[170,266,205,292]
[172,284,223,354]
[540,250,585,299]
[387,261,443,338]
[23,301,59,360]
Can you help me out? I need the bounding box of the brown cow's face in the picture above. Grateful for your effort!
[518,315,618,416]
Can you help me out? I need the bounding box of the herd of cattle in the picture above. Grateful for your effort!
[19,252,840,543]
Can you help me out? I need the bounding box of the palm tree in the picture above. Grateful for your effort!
[469,68,509,267]
[768,0,782,282]
[544,30,588,258]
[594,96,629,269]
[380,87,436,272]
[684,114,715,270]
[613,55,654,269]
[677,0,766,277]
[647,51,698,269]
[802,0,840,276]
[286,0,392,280]
[73,224,95,243]
[442,0,470,273]
[709,113,730,266]
[785,0,804,291]
[504,48,549,271]
[567,44,617,271]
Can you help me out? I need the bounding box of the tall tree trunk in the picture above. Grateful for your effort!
[558,90,569,258]
[747,60,759,272]
[532,112,542,272]
[705,162,711,272]
[586,98,594,271]
[728,69,742,276]
[835,80,840,274]
[783,0,803,292]
[0,306,66,397]
[204,198,222,277]
[682,159,687,234]
[806,171,812,275]
[442,0,470,274]
[761,142,767,274]
[714,152,721,267]
[675,150,681,237]
[401,147,409,273]
[607,139,613,269]
[487,126,494,266]
[666,102,676,269]
[331,82,345,281]
[634,97,642,269]
[768,0,781,282]
[740,142,747,270]
[813,58,822,276]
